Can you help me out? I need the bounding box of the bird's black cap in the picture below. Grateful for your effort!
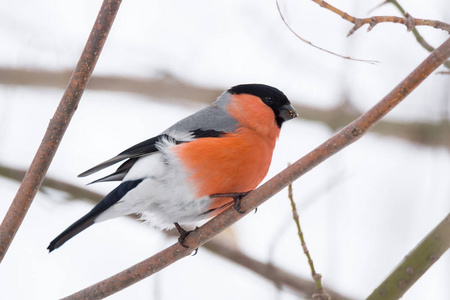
[229,84,298,127]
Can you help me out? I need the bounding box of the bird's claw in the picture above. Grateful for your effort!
[174,222,192,248]
[232,196,246,214]
[209,191,252,214]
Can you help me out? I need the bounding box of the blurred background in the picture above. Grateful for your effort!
[0,0,449,299]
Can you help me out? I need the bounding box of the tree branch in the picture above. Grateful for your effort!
[61,37,450,300]
[367,213,450,299]
[310,0,450,36]
[0,0,122,263]
[288,182,329,299]
[0,164,355,300]
[308,0,450,69]
[1,67,449,149]
[384,0,450,69]
[0,165,104,203]
[204,239,354,300]
[275,0,378,64]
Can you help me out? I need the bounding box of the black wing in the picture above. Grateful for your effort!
[78,135,164,178]
[78,129,225,183]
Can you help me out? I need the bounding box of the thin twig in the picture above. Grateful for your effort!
[0,0,122,263]
[383,0,450,69]
[310,0,450,36]
[288,182,330,300]
[385,0,435,52]
[62,38,450,300]
[268,170,348,264]
[276,0,379,64]
[366,213,450,299]
[204,238,354,300]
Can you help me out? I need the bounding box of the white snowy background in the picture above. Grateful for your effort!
[0,0,449,299]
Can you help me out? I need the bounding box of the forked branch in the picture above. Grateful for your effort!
[310,0,450,36]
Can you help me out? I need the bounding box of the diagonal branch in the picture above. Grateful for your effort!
[62,38,450,300]
[367,213,450,299]
[0,0,122,263]
[0,164,355,300]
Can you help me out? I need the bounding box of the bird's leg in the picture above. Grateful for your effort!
[174,222,192,248]
[210,191,252,214]
[231,192,248,214]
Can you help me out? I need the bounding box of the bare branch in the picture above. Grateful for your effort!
[0,165,104,202]
[288,182,329,300]
[384,0,450,69]
[309,0,450,36]
[202,239,354,300]
[0,164,356,300]
[62,37,450,300]
[1,67,449,149]
[0,0,122,263]
[366,213,450,299]
[276,0,379,64]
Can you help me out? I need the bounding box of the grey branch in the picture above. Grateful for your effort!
[1,67,449,149]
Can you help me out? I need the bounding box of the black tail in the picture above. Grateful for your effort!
[47,179,143,252]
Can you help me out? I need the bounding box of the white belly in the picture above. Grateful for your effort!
[95,139,212,229]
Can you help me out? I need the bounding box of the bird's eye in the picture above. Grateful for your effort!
[263,96,274,105]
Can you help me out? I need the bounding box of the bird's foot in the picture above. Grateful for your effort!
[174,223,199,254]
[174,222,193,248]
[210,191,252,214]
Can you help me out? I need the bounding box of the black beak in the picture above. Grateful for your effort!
[278,103,298,122]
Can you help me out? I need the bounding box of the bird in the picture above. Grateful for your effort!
[47,84,298,252]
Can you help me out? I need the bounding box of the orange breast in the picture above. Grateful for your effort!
[174,94,281,214]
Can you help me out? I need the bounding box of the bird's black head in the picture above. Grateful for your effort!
[228,84,298,128]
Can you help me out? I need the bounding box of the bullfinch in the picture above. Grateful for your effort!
[47,84,298,251]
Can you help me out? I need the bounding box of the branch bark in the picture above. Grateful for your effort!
[0,163,355,300]
[385,0,450,69]
[0,0,122,263]
[61,37,450,300]
[310,0,450,69]
[1,67,449,149]
[310,0,450,35]
[276,0,378,64]
[367,213,450,299]
[288,183,329,299]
